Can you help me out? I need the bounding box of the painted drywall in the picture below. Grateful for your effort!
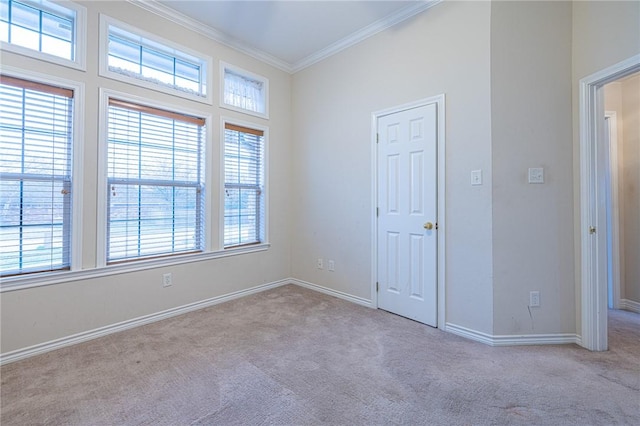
[490,1,575,335]
[604,76,640,307]
[604,81,627,307]
[291,1,494,334]
[572,0,640,327]
[620,75,640,304]
[0,0,293,353]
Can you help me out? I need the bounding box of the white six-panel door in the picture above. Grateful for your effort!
[377,103,437,326]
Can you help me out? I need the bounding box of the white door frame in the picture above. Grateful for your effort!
[604,111,621,310]
[579,54,639,351]
[371,94,446,328]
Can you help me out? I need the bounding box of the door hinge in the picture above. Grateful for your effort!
[376,133,379,144]
[376,207,379,217]
[376,282,379,292]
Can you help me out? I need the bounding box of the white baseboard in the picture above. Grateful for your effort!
[0,279,289,366]
[445,322,579,347]
[620,299,640,314]
[2,277,588,365]
[289,278,373,308]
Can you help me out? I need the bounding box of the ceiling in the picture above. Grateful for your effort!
[137,1,439,73]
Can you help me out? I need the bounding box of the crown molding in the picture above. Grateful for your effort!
[128,0,441,75]
[128,0,293,73]
[291,0,442,73]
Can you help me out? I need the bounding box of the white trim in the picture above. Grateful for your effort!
[98,14,213,105]
[619,299,640,314]
[96,87,213,267]
[445,323,580,347]
[371,94,446,328]
[0,279,289,366]
[219,116,270,249]
[0,65,84,275]
[291,1,442,73]
[129,0,291,73]
[579,54,640,351]
[0,0,86,71]
[290,278,373,308]
[604,111,621,310]
[129,0,441,74]
[220,62,269,119]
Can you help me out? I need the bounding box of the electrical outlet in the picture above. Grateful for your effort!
[530,291,540,307]
[317,258,324,269]
[328,260,335,272]
[162,273,172,287]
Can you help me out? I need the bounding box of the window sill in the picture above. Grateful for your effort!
[0,243,270,293]
[99,68,212,105]
[1,42,86,71]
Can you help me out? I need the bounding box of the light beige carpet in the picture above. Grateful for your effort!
[1,284,639,425]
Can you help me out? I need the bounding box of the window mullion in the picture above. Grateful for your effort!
[38,9,43,52]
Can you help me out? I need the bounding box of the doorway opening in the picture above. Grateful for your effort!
[579,54,640,351]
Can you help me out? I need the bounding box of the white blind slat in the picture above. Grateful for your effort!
[0,78,73,276]
[107,101,204,263]
[223,126,264,248]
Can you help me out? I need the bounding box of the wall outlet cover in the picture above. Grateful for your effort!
[471,169,482,186]
[528,167,544,184]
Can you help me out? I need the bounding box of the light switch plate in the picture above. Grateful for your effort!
[528,167,544,184]
[471,170,482,186]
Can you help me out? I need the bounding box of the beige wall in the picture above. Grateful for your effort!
[0,0,293,353]
[291,1,494,333]
[3,0,640,357]
[572,1,640,325]
[620,75,640,304]
[490,1,575,335]
[604,75,640,306]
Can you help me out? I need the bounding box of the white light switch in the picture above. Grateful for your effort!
[528,167,544,184]
[471,170,482,186]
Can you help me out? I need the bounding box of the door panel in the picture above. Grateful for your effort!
[377,103,437,326]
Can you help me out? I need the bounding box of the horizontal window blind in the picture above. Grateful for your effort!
[106,98,205,263]
[224,123,264,248]
[0,75,74,276]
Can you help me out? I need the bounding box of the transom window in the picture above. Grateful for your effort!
[106,98,205,263]
[100,16,210,103]
[0,0,85,69]
[224,123,265,248]
[221,62,268,118]
[0,75,74,276]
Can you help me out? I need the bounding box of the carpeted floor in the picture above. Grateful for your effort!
[1,284,639,425]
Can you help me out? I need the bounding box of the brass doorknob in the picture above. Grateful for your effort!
[424,222,433,230]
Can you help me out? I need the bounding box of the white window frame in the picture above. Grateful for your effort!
[0,65,84,284]
[220,117,269,249]
[99,15,213,105]
[97,88,213,267]
[0,0,86,70]
[220,61,269,119]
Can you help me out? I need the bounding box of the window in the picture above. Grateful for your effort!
[0,0,85,69]
[106,98,205,263]
[221,62,268,118]
[0,75,74,276]
[100,15,211,103]
[223,123,265,248]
